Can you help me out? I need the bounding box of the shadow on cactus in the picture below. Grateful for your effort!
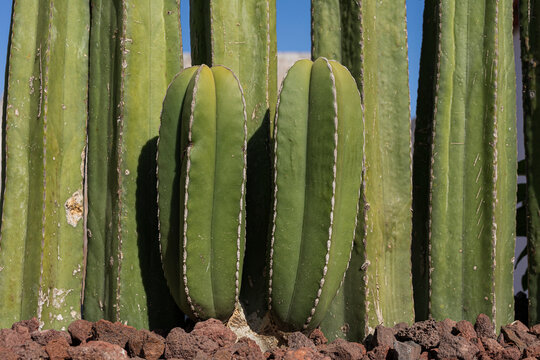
[157,65,248,321]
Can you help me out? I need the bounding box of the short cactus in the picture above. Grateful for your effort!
[269,58,363,331]
[157,65,247,321]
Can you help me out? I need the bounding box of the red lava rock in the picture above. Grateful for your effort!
[365,344,390,360]
[419,351,429,360]
[11,339,48,360]
[0,328,31,348]
[68,340,129,360]
[396,319,440,350]
[31,328,72,346]
[438,333,479,360]
[390,340,422,360]
[525,341,540,358]
[529,323,540,336]
[92,319,137,348]
[371,325,395,348]
[282,347,328,360]
[309,328,328,346]
[454,320,477,340]
[481,337,504,357]
[0,345,18,360]
[190,318,237,348]
[500,321,538,351]
[214,337,264,360]
[475,314,496,339]
[11,318,40,333]
[318,338,366,360]
[437,318,458,336]
[127,329,165,360]
[287,332,316,350]
[45,336,71,360]
[392,322,410,336]
[493,346,521,360]
[68,319,93,344]
[469,337,485,353]
[165,326,219,359]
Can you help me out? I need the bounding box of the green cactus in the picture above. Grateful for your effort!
[157,65,247,321]
[269,58,363,331]
[520,0,540,325]
[189,0,277,317]
[84,0,184,329]
[312,0,414,339]
[413,0,516,327]
[0,1,89,329]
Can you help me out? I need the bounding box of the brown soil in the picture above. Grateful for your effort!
[1,315,540,359]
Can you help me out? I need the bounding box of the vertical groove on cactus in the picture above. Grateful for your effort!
[413,0,516,328]
[519,0,540,325]
[269,58,363,331]
[84,0,184,329]
[0,0,89,329]
[190,0,277,317]
[313,0,414,339]
[158,65,247,321]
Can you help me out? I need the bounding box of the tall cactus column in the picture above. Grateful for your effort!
[84,0,184,329]
[313,0,414,339]
[520,0,540,325]
[0,1,89,329]
[413,0,516,328]
[190,0,277,317]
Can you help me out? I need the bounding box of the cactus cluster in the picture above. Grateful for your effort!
[0,0,534,340]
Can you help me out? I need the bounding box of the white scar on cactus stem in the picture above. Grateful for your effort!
[65,190,83,227]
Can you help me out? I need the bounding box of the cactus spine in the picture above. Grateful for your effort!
[413,0,516,327]
[189,0,277,317]
[269,58,363,331]
[84,0,183,329]
[158,65,247,321]
[312,0,414,339]
[520,0,540,325]
[0,1,89,329]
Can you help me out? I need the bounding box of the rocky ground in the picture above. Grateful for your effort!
[1,314,540,359]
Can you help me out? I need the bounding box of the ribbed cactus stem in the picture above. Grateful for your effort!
[157,65,247,321]
[313,0,414,339]
[520,0,540,325]
[413,0,516,328]
[269,58,363,331]
[190,0,277,317]
[84,0,184,329]
[0,0,89,329]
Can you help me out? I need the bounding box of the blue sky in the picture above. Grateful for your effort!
[0,0,424,116]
